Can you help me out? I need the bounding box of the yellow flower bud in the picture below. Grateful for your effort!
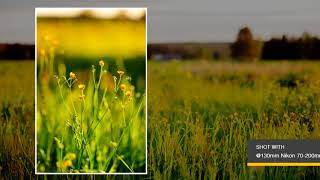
[99,60,104,67]
[120,84,126,91]
[69,72,76,79]
[78,84,85,90]
[63,160,73,168]
[117,70,124,76]
[125,91,132,97]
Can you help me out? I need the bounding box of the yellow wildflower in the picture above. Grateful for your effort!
[120,84,126,91]
[125,91,132,97]
[69,72,76,79]
[78,84,85,90]
[99,60,104,67]
[117,70,124,76]
[63,160,73,168]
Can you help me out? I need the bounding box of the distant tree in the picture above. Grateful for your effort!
[261,32,320,60]
[301,32,314,59]
[0,43,35,60]
[230,27,259,61]
[213,51,221,60]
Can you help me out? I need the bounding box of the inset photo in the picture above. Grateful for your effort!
[35,7,146,174]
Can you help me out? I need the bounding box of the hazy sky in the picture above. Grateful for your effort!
[1,0,320,43]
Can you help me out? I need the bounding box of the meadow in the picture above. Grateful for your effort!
[147,60,320,179]
[0,61,34,179]
[2,59,320,179]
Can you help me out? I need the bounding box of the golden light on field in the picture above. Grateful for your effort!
[36,8,146,58]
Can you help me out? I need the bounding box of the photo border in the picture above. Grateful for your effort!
[34,7,148,175]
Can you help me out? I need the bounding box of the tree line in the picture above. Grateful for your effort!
[0,44,34,60]
[231,27,320,61]
[1,28,319,61]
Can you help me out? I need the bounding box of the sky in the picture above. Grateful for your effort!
[1,0,320,43]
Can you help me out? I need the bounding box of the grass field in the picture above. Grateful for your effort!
[147,60,320,179]
[0,61,34,179]
[2,60,320,178]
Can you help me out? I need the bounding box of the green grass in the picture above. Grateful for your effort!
[36,60,146,173]
[35,14,147,174]
[147,60,320,179]
[0,60,34,179]
[2,60,320,179]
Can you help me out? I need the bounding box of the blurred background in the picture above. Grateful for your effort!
[37,8,146,93]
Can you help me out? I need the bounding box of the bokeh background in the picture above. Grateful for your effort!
[37,8,146,93]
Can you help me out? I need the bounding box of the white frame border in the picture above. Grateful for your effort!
[34,7,148,175]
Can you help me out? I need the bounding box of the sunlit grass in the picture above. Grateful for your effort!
[147,60,320,179]
[2,59,320,179]
[37,59,146,173]
[0,61,34,179]
[36,16,146,173]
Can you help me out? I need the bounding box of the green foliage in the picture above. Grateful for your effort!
[47,55,146,95]
[37,60,146,173]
